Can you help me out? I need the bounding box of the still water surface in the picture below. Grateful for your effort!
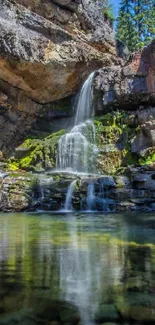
[0,212,155,325]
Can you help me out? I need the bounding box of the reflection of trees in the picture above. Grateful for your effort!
[0,215,64,313]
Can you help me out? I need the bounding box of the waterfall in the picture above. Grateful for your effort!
[64,180,77,211]
[100,184,110,212]
[75,72,95,125]
[86,183,95,211]
[57,72,96,173]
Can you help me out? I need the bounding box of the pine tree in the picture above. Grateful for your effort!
[117,0,155,52]
[116,0,137,52]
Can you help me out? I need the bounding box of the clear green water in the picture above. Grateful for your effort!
[0,212,155,325]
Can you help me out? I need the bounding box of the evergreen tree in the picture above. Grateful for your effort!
[116,0,155,52]
[116,0,137,51]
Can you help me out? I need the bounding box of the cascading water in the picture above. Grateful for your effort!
[74,72,94,125]
[86,183,95,211]
[64,180,77,212]
[56,71,111,212]
[57,72,96,174]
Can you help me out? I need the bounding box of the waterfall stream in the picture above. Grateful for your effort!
[55,71,111,213]
[87,183,95,211]
[57,72,96,173]
[64,180,77,212]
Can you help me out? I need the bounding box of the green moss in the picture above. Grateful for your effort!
[94,110,139,174]
[8,129,66,172]
[139,149,155,166]
[8,162,19,171]
[20,156,34,169]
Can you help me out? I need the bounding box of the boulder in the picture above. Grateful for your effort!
[131,171,155,191]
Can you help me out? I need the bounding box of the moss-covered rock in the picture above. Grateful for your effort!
[0,171,37,212]
[94,110,139,174]
[7,130,65,172]
[139,147,155,166]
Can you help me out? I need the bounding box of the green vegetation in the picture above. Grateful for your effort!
[94,111,139,174]
[116,0,155,51]
[8,130,65,172]
[139,149,155,165]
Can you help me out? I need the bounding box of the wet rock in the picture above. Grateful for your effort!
[132,172,155,191]
[115,201,136,211]
[0,308,34,325]
[95,304,119,322]
[114,176,131,188]
[0,172,36,212]
[59,306,80,323]
[125,277,148,292]
[98,176,116,187]
[116,293,155,321]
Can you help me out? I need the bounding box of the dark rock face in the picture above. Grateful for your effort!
[94,40,155,110]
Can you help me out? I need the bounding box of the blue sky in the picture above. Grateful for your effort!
[110,0,121,18]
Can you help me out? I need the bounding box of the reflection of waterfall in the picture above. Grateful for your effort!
[57,72,96,173]
[64,180,77,211]
[59,217,103,325]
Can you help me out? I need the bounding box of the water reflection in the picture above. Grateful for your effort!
[0,213,155,324]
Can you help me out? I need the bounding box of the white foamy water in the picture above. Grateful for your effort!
[56,72,95,173]
[64,180,77,211]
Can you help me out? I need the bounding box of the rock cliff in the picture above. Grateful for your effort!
[93,41,155,173]
[94,40,155,110]
[0,0,116,156]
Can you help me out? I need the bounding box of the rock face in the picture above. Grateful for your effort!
[93,40,155,175]
[94,40,155,110]
[0,0,116,104]
[15,0,115,54]
[0,0,116,156]
[0,168,154,212]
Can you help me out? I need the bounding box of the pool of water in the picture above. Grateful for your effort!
[0,212,155,325]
